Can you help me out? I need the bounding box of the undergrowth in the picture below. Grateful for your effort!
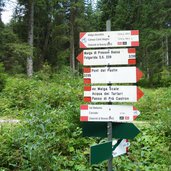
[0,68,170,170]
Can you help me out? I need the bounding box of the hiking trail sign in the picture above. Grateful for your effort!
[80,30,139,48]
[77,48,136,66]
[82,122,140,139]
[83,66,143,84]
[80,104,140,122]
[77,28,143,168]
[84,86,144,102]
[112,139,130,158]
[90,139,130,164]
[90,141,112,165]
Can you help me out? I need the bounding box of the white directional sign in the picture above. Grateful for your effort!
[84,67,143,84]
[84,86,144,102]
[80,30,139,48]
[112,139,130,158]
[77,48,136,66]
[80,104,140,122]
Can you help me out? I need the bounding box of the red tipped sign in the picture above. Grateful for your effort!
[77,48,136,66]
[80,30,139,48]
[84,86,144,102]
[80,104,140,122]
[84,66,143,84]
[77,52,84,64]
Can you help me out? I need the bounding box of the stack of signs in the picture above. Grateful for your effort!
[77,30,144,165]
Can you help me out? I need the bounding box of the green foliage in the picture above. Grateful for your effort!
[113,125,170,171]
[0,71,171,170]
[0,69,96,170]
[97,0,171,87]
[0,26,32,74]
[136,87,171,121]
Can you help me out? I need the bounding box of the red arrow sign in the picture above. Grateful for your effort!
[77,52,84,64]
[77,48,136,66]
[84,86,144,102]
[83,67,143,84]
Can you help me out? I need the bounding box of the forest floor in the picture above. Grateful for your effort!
[0,73,170,171]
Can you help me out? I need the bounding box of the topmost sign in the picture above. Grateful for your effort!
[80,30,139,48]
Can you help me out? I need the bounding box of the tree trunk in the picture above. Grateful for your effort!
[70,4,75,72]
[70,22,75,71]
[165,35,169,66]
[41,22,51,63]
[27,0,34,77]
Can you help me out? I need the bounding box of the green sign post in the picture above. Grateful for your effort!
[90,141,112,165]
[82,122,140,139]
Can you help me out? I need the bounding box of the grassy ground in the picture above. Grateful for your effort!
[0,72,170,170]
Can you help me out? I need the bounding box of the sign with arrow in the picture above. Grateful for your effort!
[80,30,139,48]
[90,141,112,165]
[90,139,130,164]
[112,139,130,158]
[82,122,140,139]
[80,104,140,122]
[77,48,136,66]
[78,27,143,168]
[84,66,143,84]
[84,86,144,102]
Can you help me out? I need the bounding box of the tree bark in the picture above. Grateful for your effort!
[165,35,169,66]
[70,22,75,71]
[41,22,51,63]
[70,4,75,72]
[27,0,34,77]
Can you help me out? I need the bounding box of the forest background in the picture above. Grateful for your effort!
[0,0,171,171]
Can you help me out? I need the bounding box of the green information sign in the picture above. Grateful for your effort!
[82,122,140,139]
[90,141,112,165]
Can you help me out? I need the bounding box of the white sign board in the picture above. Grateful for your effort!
[80,104,140,122]
[84,86,144,102]
[112,139,130,158]
[84,67,143,84]
[77,48,136,66]
[80,30,139,48]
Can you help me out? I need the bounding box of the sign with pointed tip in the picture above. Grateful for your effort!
[90,141,112,165]
[90,139,130,164]
[112,139,130,158]
[77,48,136,66]
[80,104,140,122]
[84,86,144,102]
[80,30,139,48]
[83,66,143,84]
[82,122,140,139]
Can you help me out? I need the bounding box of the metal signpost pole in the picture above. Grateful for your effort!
[106,19,113,171]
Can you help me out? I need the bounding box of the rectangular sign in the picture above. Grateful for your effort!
[90,141,112,165]
[112,139,130,158]
[84,67,143,84]
[80,30,139,48]
[84,86,144,102]
[80,105,140,122]
[82,122,140,139]
[77,48,136,66]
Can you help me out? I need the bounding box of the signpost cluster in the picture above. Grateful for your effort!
[77,23,143,170]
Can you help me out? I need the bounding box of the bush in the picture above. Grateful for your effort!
[0,70,171,170]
